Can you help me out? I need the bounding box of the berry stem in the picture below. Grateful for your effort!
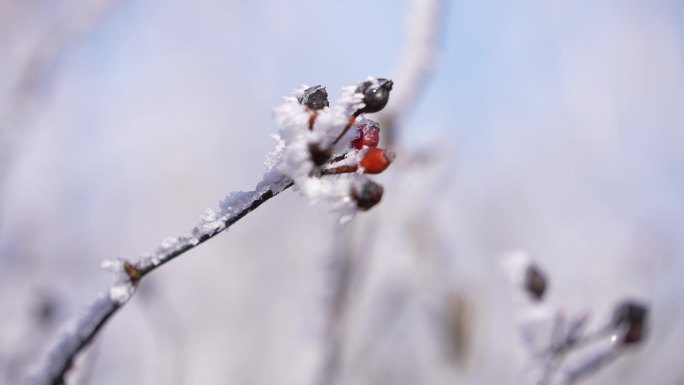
[308,111,317,131]
[331,114,359,146]
[320,164,359,176]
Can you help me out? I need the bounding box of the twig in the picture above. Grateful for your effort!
[315,215,381,385]
[30,174,293,385]
[376,0,446,145]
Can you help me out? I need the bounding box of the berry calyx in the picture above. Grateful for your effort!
[355,78,393,115]
[350,121,380,150]
[359,148,395,174]
[351,179,384,211]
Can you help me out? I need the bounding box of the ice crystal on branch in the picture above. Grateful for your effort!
[268,77,395,223]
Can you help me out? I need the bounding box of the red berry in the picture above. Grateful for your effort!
[359,148,395,174]
[350,122,380,150]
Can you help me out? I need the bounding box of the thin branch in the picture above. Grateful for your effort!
[558,345,623,385]
[376,0,446,145]
[315,215,381,385]
[30,174,293,385]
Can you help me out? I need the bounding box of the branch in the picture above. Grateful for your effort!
[30,173,293,385]
[376,0,446,145]
[30,76,397,385]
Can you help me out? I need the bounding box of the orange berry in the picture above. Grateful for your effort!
[359,148,395,174]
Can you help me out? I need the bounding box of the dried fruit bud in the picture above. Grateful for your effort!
[351,179,384,211]
[524,264,547,301]
[359,148,395,174]
[350,121,381,150]
[308,142,332,166]
[612,300,648,345]
[298,85,329,111]
[123,261,141,281]
[355,78,393,115]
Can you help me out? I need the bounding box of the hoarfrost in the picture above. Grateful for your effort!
[100,258,123,274]
[267,80,382,223]
[108,283,135,304]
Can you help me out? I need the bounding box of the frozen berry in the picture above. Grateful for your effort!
[350,121,381,150]
[351,179,384,210]
[355,78,393,115]
[359,148,395,174]
[524,264,547,301]
[298,85,329,111]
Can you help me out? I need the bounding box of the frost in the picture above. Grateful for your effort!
[101,258,123,274]
[266,79,386,223]
[219,191,253,213]
[101,259,137,304]
[501,249,533,289]
[108,283,135,304]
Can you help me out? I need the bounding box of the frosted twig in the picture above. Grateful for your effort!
[31,76,396,384]
[30,173,293,385]
[503,252,649,385]
[558,345,622,385]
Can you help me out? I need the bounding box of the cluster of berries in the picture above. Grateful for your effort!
[521,262,648,346]
[278,78,395,213]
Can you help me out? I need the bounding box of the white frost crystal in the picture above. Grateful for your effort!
[108,283,135,304]
[267,80,383,223]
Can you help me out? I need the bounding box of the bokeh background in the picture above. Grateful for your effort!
[1,0,683,384]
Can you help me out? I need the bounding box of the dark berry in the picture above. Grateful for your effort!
[308,142,332,166]
[351,179,384,211]
[524,264,547,301]
[355,78,393,115]
[613,300,648,345]
[298,85,329,111]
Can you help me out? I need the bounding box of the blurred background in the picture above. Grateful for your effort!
[1,0,684,384]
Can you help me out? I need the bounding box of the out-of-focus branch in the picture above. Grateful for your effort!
[377,0,446,146]
[0,0,119,195]
[313,2,446,381]
[315,222,379,385]
[30,174,293,385]
[504,253,649,385]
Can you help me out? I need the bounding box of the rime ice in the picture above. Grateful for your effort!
[268,78,394,222]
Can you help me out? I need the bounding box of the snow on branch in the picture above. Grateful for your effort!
[30,77,397,385]
[29,174,293,385]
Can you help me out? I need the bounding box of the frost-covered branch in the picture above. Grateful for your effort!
[31,78,397,385]
[30,173,293,385]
